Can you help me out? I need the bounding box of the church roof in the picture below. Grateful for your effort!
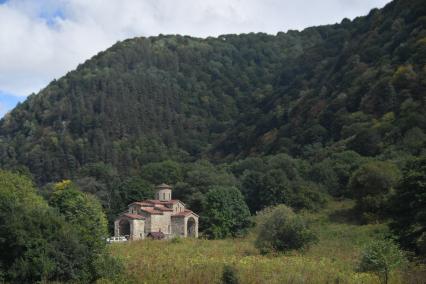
[139,208,164,215]
[146,199,182,205]
[172,209,198,218]
[121,213,145,220]
[156,183,172,189]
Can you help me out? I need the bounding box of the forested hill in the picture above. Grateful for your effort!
[0,0,425,184]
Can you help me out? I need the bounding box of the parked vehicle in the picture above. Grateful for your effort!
[106,236,127,243]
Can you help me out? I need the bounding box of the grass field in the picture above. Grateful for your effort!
[105,201,425,284]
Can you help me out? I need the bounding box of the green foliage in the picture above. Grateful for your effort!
[0,171,99,282]
[255,205,318,254]
[348,161,400,222]
[0,0,424,185]
[221,265,239,284]
[48,181,116,280]
[358,238,407,284]
[115,176,154,210]
[141,160,183,185]
[203,186,252,239]
[239,154,327,213]
[389,156,426,255]
[49,182,108,251]
[93,252,125,281]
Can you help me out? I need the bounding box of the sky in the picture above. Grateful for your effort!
[0,0,391,118]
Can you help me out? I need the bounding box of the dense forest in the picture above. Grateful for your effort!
[1,0,425,181]
[0,0,425,281]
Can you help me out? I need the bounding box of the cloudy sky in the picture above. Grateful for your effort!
[0,0,391,117]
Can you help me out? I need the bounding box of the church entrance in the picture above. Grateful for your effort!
[187,217,196,237]
[119,219,131,237]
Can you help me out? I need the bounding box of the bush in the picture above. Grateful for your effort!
[221,265,239,284]
[358,238,407,284]
[255,205,318,254]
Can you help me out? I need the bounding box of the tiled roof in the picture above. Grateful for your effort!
[154,205,173,212]
[121,213,145,220]
[139,208,163,215]
[172,209,198,218]
[128,199,191,216]
[146,199,180,204]
[156,183,172,189]
[130,201,153,207]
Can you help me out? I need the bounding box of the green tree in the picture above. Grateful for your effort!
[389,156,426,255]
[0,171,91,282]
[114,177,154,211]
[348,161,400,222]
[358,238,406,284]
[141,160,183,184]
[255,205,317,254]
[49,181,109,277]
[203,186,252,239]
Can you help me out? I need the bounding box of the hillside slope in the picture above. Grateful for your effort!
[0,0,425,183]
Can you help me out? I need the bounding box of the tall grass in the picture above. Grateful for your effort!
[105,200,423,284]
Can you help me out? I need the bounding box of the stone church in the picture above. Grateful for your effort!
[114,183,199,240]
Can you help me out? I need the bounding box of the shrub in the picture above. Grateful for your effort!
[255,205,318,254]
[221,265,239,284]
[358,238,407,284]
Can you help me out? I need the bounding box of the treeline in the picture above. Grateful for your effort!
[29,151,424,256]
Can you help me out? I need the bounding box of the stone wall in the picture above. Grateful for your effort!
[114,217,145,240]
[140,211,151,234]
[130,219,145,240]
[172,201,185,213]
[171,217,185,237]
[150,214,171,234]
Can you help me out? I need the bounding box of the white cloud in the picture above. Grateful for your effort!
[0,0,390,98]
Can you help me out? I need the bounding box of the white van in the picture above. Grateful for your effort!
[106,236,127,243]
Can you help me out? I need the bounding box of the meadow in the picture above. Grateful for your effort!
[106,201,425,284]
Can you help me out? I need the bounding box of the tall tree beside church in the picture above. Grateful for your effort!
[48,181,109,278]
[203,186,252,239]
